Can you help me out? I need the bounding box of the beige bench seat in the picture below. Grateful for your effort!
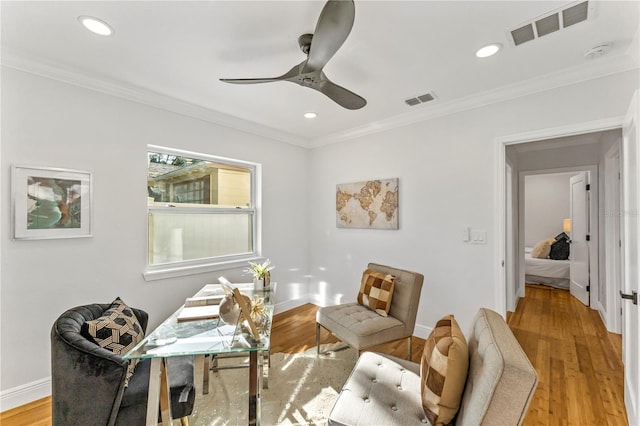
[328,308,538,426]
[316,303,404,349]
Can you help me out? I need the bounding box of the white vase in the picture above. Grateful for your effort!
[253,271,270,290]
[253,278,264,291]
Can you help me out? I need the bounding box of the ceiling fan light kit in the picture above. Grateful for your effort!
[220,0,366,110]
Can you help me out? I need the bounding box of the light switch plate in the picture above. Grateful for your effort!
[462,226,470,242]
[470,230,487,244]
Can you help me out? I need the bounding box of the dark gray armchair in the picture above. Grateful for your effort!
[51,303,195,426]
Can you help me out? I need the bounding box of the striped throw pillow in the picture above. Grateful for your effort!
[420,315,469,425]
[357,268,396,316]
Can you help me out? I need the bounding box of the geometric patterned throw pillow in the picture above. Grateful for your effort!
[357,268,396,317]
[81,297,144,386]
[420,314,469,425]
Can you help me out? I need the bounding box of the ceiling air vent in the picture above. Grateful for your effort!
[510,1,591,46]
[511,24,535,46]
[535,13,560,37]
[563,1,589,27]
[405,92,437,107]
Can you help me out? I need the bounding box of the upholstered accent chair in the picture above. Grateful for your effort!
[328,308,539,425]
[51,303,195,426]
[316,263,424,359]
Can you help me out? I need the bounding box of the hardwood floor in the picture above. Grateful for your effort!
[1,287,627,425]
[0,396,51,426]
[510,284,627,425]
[270,303,426,363]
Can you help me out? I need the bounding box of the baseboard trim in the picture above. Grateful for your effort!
[0,377,51,412]
[273,295,311,314]
[413,323,432,340]
[596,301,615,333]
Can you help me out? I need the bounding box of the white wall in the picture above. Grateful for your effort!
[2,64,638,410]
[523,173,574,247]
[308,69,639,337]
[0,67,309,407]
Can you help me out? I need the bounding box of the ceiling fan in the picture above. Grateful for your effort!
[220,0,366,110]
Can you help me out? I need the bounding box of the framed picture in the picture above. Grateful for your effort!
[336,178,399,229]
[11,165,93,240]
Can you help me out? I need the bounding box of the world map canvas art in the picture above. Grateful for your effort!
[336,178,399,229]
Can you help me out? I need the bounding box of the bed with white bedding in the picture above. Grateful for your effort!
[525,248,570,290]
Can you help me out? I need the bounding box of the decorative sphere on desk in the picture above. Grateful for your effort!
[219,293,251,325]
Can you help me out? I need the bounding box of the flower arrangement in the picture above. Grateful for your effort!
[249,296,266,323]
[244,259,274,281]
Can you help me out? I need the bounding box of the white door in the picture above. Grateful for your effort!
[570,171,590,306]
[622,90,640,425]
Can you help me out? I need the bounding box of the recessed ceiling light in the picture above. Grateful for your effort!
[304,112,317,119]
[476,43,502,58]
[78,16,113,36]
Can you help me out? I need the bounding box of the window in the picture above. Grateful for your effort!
[144,146,259,280]
[174,177,209,204]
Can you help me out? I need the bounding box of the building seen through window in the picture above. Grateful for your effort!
[146,149,256,273]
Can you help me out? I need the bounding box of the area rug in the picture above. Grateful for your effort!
[188,343,358,425]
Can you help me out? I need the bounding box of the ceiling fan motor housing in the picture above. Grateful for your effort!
[298,33,313,54]
[220,0,366,110]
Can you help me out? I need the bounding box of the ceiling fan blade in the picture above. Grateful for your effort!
[221,64,300,85]
[220,77,282,84]
[303,0,355,73]
[315,76,366,110]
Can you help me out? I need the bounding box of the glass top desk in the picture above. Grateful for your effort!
[123,283,274,426]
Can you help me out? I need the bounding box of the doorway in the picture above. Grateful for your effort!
[497,93,640,425]
[495,122,623,333]
[520,170,592,301]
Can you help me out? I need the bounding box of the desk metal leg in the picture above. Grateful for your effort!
[200,355,209,395]
[248,351,261,426]
[262,350,269,389]
[147,358,174,426]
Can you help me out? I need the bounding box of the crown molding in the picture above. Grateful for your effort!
[496,116,624,146]
[2,49,637,150]
[1,49,307,148]
[308,55,639,148]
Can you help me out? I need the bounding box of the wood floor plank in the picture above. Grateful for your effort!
[0,397,51,426]
[513,285,627,426]
[1,287,628,425]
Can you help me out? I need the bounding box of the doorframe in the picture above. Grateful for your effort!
[604,142,623,333]
[495,117,623,317]
[505,161,516,312]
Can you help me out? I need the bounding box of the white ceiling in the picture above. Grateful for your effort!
[2,1,639,147]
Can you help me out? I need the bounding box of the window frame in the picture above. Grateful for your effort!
[143,145,261,281]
